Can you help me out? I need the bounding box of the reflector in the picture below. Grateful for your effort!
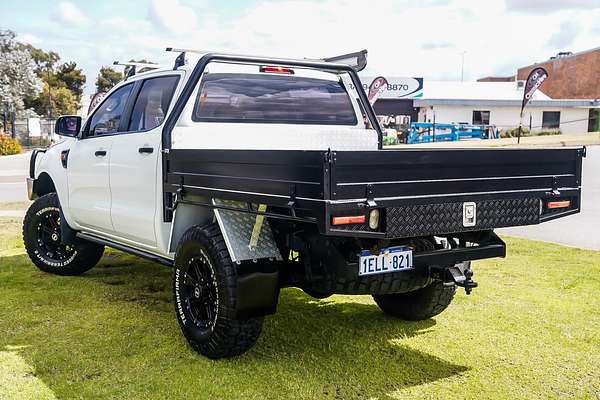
[332,215,366,226]
[547,200,571,209]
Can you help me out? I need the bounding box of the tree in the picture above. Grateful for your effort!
[18,43,86,116]
[95,67,123,93]
[56,61,86,102]
[35,82,78,117]
[0,30,43,119]
[19,43,60,75]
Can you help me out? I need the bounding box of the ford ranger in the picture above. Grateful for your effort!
[23,50,585,359]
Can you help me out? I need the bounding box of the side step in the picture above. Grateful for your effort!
[77,233,173,266]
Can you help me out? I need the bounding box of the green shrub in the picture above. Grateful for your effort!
[536,129,561,136]
[500,127,531,138]
[383,135,398,146]
[0,134,22,155]
[500,127,561,138]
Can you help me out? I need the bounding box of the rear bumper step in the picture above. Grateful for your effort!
[413,231,506,268]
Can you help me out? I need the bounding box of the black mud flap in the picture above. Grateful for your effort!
[235,271,280,319]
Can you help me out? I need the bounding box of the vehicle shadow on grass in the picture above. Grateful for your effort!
[1,251,469,399]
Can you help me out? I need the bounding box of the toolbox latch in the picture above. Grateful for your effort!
[365,184,377,208]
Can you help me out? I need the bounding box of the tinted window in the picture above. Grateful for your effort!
[472,110,490,125]
[193,73,357,125]
[542,111,560,129]
[128,76,179,131]
[88,84,133,136]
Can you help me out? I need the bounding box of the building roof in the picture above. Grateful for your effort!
[423,81,551,100]
[477,76,516,82]
[522,46,600,69]
[412,81,599,108]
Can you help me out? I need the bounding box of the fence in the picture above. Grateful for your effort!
[10,118,56,147]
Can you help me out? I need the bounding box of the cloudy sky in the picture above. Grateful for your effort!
[4,0,600,96]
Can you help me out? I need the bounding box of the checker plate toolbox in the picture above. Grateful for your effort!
[384,198,541,238]
[164,147,584,240]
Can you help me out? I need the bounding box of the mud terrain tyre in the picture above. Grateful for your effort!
[373,281,456,321]
[173,223,263,359]
[22,193,104,276]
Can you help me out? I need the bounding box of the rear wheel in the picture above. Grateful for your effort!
[22,193,104,276]
[173,223,263,359]
[373,280,456,321]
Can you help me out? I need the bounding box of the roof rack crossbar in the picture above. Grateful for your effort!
[113,61,161,80]
[165,47,368,72]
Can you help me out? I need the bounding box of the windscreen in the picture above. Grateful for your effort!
[193,73,358,125]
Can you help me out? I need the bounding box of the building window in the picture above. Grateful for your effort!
[472,110,490,125]
[542,111,561,129]
[589,109,599,132]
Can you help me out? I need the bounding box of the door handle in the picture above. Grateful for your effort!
[138,147,154,154]
[94,150,107,157]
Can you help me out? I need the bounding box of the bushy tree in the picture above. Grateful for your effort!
[0,30,43,114]
[20,43,60,75]
[56,61,86,101]
[35,82,78,117]
[95,66,123,93]
[19,43,86,116]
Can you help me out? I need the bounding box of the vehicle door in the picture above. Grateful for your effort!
[67,83,134,233]
[109,74,180,247]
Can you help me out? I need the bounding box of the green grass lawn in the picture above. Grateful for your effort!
[1,215,599,399]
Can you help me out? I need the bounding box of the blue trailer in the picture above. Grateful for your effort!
[406,122,498,144]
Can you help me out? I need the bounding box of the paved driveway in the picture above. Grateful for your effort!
[500,146,599,250]
[0,152,29,203]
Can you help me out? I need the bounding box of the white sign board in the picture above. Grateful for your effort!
[352,76,424,99]
[28,118,41,137]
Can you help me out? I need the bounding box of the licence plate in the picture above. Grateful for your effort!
[358,246,413,276]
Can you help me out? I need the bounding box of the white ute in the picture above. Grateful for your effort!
[23,49,584,359]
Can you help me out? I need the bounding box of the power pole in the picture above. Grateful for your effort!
[460,51,466,82]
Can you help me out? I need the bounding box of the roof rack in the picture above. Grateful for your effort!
[165,47,368,72]
[113,61,162,79]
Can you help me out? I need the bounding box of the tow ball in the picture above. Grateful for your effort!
[433,262,478,295]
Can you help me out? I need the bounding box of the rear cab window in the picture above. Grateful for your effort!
[192,65,359,126]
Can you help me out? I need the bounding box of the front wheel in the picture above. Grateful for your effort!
[373,281,456,321]
[173,223,263,359]
[22,193,104,276]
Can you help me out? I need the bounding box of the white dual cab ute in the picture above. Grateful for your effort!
[24,49,585,359]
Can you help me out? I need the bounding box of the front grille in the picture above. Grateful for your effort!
[385,198,540,238]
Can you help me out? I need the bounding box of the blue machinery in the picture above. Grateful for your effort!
[406,122,499,144]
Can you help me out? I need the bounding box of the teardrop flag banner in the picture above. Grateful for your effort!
[518,67,549,143]
[367,76,388,106]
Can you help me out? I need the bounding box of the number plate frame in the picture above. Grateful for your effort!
[358,246,413,277]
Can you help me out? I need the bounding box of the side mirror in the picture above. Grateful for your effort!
[55,116,82,137]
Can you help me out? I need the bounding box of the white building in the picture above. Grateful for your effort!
[365,77,600,135]
[415,81,598,134]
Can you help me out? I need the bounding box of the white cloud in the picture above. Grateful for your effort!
[18,33,42,45]
[547,21,581,49]
[148,0,198,33]
[506,0,600,13]
[25,0,600,97]
[51,1,89,27]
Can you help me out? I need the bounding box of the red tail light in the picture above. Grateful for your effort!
[547,200,571,209]
[259,65,294,74]
[332,215,366,226]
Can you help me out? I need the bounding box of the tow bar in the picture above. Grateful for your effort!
[432,262,478,295]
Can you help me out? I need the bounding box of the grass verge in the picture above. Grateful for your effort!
[0,216,599,399]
